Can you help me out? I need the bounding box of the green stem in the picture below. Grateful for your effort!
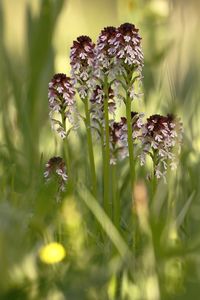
[115,269,123,300]
[61,111,71,179]
[103,77,110,216]
[151,150,158,201]
[57,208,62,243]
[125,89,137,270]
[112,163,120,230]
[151,153,158,201]
[97,124,106,241]
[125,93,135,186]
[152,175,157,200]
[84,98,97,198]
[101,124,105,198]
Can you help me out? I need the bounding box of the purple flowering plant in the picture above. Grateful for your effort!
[45,23,183,227]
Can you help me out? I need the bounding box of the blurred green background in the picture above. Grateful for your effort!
[0,0,200,299]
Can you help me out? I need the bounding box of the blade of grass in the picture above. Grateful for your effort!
[175,191,195,229]
[78,184,131,259]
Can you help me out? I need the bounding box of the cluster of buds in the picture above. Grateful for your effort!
[48,73,77,139]
[140,114,183,180]
[70,36,96,99]
[95,23,143,80]
[44,156,68,192]
[116,23,143,71]
[69,24,144,103]
[114,23,144,101]
[109,112,144,165]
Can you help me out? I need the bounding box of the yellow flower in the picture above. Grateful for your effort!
[39,242,66,264]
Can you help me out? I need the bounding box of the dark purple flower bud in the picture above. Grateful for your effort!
[48,73,75,107]
[70,36,96,98]
[140,114,183,179]
[116,23,144,69]
[44,156,68,192]
[48,73,77,138]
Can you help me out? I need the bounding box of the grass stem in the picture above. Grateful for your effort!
[112,163,120,230]
[84,97,97,198]
[61,111,71,181]
[125,93,135,186]
[103,77,110,216]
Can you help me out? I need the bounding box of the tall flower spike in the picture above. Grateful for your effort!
[116,23,144,70]
[95,26,119,80]
[140,114,183,180]
[112,23,144,102]
[44,156,68,192]
[48,73,77,139]
[70,36,96,99]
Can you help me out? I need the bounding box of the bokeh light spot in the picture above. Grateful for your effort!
[39,242,66,264]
